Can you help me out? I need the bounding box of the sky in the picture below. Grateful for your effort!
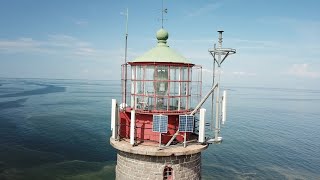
[0,0,320,89]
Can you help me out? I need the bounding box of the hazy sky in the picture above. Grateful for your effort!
[0,0,319,89]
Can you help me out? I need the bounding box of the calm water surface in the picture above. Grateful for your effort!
[0,78,319,179]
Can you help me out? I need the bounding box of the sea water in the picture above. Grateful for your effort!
[0,78,319,179]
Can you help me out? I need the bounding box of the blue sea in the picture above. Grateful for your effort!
[0,78,319,179]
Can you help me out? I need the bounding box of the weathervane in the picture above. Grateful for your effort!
[161,0,167,28]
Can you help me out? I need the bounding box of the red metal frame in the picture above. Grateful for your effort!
[119,110,191,143]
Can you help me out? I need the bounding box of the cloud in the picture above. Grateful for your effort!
[188,2,221,17]
[202,68,224,75]
[0,38,51,53]
[232,71,256,77]
[75,20,88,26]
[0,35,92,54]
[229,38,281,49]
[287,64,320,78]
[257,16,320,43]
[0,34,122,60]
[47,34,91,48]
[202,68,257,77]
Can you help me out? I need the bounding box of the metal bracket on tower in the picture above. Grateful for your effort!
[208,31,236,66]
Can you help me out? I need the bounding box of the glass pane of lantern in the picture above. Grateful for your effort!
[146,66,154,80]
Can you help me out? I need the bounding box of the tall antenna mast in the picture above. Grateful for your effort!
[208,30,236,143]
[122,8,129,105]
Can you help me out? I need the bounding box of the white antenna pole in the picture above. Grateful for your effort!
[214,31,223,142]
[214,71,221,141]
[211,44,216,132]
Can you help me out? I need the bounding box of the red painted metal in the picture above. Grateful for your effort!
[119,109,190,143]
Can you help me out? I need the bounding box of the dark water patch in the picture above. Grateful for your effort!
[19,81,48,86]
[70,91,116,94]
[0,85,66,98]
[227,86,320,93]
[0,144,65,169]
[42,80,116,87]
[202,164,238,179]
[73,95,118,98]
[0,117,19,145]
[244,97,320,102]
[0,87,25,93]
[104,95,121,98]
[0,160,115,180]
[41,100,99,106]
[0,98,28,110]
[16,115,116,162]
[202,163,312,179]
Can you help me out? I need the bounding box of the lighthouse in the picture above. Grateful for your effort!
[110,26,235,179]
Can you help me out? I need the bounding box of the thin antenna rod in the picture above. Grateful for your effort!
[125,8,129,35]
[161,0,164,28]
[123,8,129,105]
[211,45,216,132]
[161,0,167,28]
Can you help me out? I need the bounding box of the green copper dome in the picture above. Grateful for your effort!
[156,28,169,41]
[130,28,192,64]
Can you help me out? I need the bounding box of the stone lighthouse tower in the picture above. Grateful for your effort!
[110,28,209,180]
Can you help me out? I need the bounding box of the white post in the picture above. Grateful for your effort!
[199,108,206,143]
[130,110,135,145]
[159,133,162,147]
[131,67,135,108]
[222,90,227,124]
[178,67,181,111]
[111,99,117,139]
[184,132,187,148]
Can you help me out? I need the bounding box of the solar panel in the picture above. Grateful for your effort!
[152,115,168,133]
[179,115,194,132]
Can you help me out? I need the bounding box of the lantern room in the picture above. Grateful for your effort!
[128,63,193,113]
[118,28,202,145]
[123,29,202,114]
